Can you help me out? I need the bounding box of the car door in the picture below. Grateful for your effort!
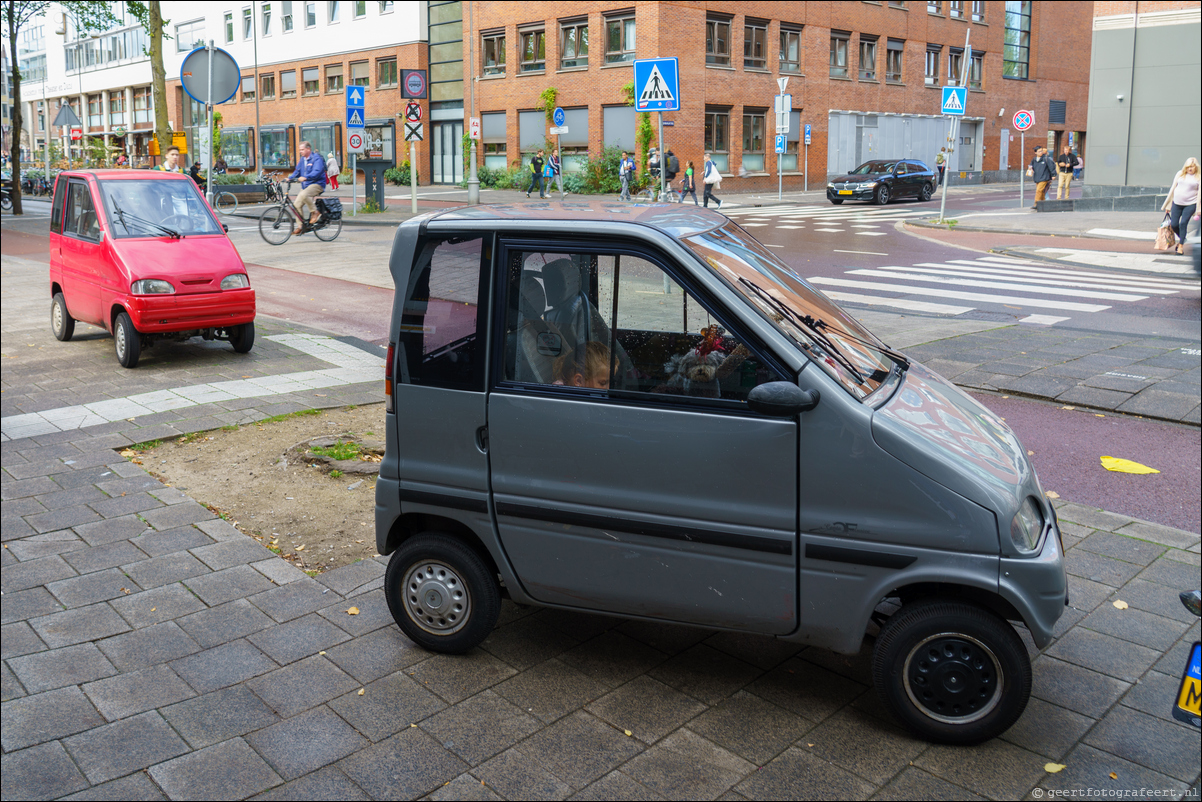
[59,178,105,325]
[893,161,912,197]
[487,241,799,635]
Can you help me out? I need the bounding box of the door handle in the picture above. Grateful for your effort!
[475,426,489,454]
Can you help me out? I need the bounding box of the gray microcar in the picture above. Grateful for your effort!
[375,201,1067,744]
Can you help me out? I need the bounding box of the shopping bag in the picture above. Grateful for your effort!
[1153,214,1176,251]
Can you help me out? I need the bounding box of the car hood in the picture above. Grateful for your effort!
[871,361,1035,521]
[833,173,887,183]
[114,235,245,294]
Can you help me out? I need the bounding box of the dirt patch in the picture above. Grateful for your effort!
[128,405,386,574]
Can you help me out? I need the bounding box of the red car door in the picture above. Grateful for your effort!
[59,178,105,326]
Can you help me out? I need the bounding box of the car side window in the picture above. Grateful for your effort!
[50,178,67,234]
[397,236,487,391]
[65,181,99,241]
[895,162,908,176]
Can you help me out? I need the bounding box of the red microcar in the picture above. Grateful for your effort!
[47,169,256,368]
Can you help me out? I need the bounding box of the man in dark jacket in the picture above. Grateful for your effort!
[1028,146,1057,205]
[526,150,545,198]
[1055,145,1076,200]
[289,140,328,233]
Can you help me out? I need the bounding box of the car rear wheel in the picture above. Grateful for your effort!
[875,184,891,205]
[920,182,934,201]
[829,198,845,205]
[384,533,500,654]
[872,599,1031,744]
[114,311,141,369]
[228,321,255,353]
[258,206,293,246]
[51,293,75,342]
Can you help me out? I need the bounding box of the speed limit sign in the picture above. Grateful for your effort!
[348,130,365,154]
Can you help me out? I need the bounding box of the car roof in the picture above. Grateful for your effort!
[62,169,190,180]
[427,200,730,239]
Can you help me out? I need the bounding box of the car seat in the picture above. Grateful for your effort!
[510,270,563,384]
[541,257,635,389]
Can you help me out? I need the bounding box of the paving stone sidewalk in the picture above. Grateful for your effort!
[3,421,1200,800]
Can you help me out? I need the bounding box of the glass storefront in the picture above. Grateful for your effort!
[260,127,294,170]
[299,123,340,164]
[222,128,255,170]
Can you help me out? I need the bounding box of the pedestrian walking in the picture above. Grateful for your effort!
[680,160,699,205]
[526,149,545,198]
[1027,146,1057,205]
[548,151,566,199]
[1055,144,1075,200]
[1162,157,1200,257]
[702,152,723,210]
[326,152,340,191]
[619,151,634,201]
[935,147,946,186]
[1073,152,1083,181]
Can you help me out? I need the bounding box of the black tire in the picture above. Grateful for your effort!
[876,184,891,205]
[229,321,255,353]
[113,311,140,368]
[215,191,238,215]
[920,182,934,201]
[384,533,501,654]
[258,206,293,245]
[830,198,844,205]
[313,216,342,242]
[1,194,12,211]
[51,292,75,341]
[872,600,1031,745]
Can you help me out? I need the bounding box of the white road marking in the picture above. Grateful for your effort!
[877,265,1181,295]
[854,231,889,236]
[1085,228,1158,241]
[809,277,1111,312]
[833,249,888,256]
[937,260,1195,289]
[845,269,1147,301]
[1020,315,1071,325]
[819,291,973,316]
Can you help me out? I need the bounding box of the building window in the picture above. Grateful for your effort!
[605,13,636,63]
[262,3,272,35]
[947,47,963,85]
[86,95,101,127]
[830,31,849,78]
[175,19,204,52]
[859,36,877,81]
[971,0,985,21]
[706,16,731,66]
[282,1,294,31]
[704,108,729,172]
[561,19,588,70]
[380,2,394,13]
[241,76,255,102]
[302,67,319,95]
[349,60,369,87]
[780,25,802,73]
[949,1,964,18]
[329,1,341,23]
[482,33,505,75]
[928,1,941,13]
[520,28,545,73]
[281,69,296,98]
[224,12,233,43]
[742,110,766,172]
[305,2,316,27]
[378,58,397,87]
[326,63,343,92]
[889,0,906,6]
[925,45,940,86]
[354,1,366,18]
[969,50,983,89]
[109,93,126,126]
[242,7,252,39]
[261,73,276,99]
[886,39,904,82]
[744,18,767,70]
[133,86,152,124]
[1004,1,1031,79]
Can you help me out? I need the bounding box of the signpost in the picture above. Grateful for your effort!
[774,78,790,200]
[1012,109,1034,208]
[469,117,480,141]
[180,43,240,204]
[634,58,680,199]
[346,86,365,216]
[936,29,971,223]
[404,102,422,213]
[804,123,812,192]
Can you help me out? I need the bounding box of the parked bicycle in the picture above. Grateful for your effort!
[258,180,343,245]
[258,171,285,204]
[211,188,238,216]
[635,181,682,203]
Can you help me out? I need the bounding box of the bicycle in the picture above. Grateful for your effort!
[212,189,238,215]
[258,171,285,205]
[258,180,342,245]
[634,180,682,203]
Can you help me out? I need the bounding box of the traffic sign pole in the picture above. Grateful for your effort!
[938,27,970,223]
[1019,132,1024,208]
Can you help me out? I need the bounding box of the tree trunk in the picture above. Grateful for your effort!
[7,0,24,215]
[149,0,170,162]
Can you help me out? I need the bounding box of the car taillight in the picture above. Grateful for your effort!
[385,341,395,413]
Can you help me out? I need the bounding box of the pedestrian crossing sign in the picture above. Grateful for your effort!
[346,108,365,129]
[941,86,967,116]
[634,58,680,112]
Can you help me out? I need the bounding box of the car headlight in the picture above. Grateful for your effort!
[827,183,836,189]
[860,181,878,189]
[220,273,250,290]
[1010,497,1044,553]
[131,279,174,294]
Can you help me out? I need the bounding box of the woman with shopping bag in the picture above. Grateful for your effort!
[702,152,723,210]
[1160,157,1199,256]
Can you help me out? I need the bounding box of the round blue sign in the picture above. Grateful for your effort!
[553,107,565,127]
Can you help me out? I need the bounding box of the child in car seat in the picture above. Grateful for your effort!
[553,341,612,389]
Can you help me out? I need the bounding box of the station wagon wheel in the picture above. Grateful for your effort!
[872,600,1030,744]
[113,311,141,369]
[384,533,500,654]
[829,198,844,205]
[258,206,293,246]
[51,292,75,342]
[920,182,934,202]
[875,184,891,205]
[313,216,342,242]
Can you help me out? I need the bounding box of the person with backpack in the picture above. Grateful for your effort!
[547,151,566,199]
[618,151,634,201]
[702,152,723,209]
[680,160,699,205]
[527,149,546,199]
[1027,145,1057,205]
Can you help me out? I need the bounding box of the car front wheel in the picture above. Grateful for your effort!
[829,198,845,205]
[876,184,891,205]
[228,321,255,353]
[114,311,141,368]
[872,600,1031,744]
[51,293,75,341]
[384,533,500,654]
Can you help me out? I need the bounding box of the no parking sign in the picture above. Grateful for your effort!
[1013,110,1034,131]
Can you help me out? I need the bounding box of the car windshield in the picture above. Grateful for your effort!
[98,179,222,238]
[851,161,896,175]
[686,222,902,400]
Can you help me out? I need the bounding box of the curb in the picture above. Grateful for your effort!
[906,218,1131,240]
[990,246,1198,278]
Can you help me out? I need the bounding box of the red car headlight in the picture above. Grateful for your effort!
[220,273,250,290]
[131,279,175,294]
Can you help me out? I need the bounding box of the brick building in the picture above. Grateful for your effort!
[468,1,1095,189]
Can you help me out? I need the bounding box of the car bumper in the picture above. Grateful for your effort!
[828,187,874,201]
[126,289,256,333]
[998,519,1068,649]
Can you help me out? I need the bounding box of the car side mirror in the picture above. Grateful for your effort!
[748,382,819,417]
[222,223,229,233]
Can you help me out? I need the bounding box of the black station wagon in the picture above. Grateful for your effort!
[827,159,937,205]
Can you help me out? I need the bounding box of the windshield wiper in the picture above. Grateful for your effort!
[799,314,910,371]
[112,199,180,239]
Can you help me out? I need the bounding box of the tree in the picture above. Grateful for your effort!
[3,0,118,214]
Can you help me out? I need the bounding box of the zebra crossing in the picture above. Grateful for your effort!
[726,203,930,234]
[805,254,1200,321]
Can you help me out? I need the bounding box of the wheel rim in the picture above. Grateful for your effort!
[314,218,341,241]
[53,300,63,334]
[115,320,127,359]
[403,560,472,635]
[880,187,890,204]
[903,632,1003,724]
[259,207,291,245]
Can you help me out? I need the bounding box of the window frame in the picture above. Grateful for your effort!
[325,63,344,93]
[262,2,272,36]
[971,0,985,21]
[858,35,878,82]
[704,108,730,172]
[349,59,369,87]
[928,1,942,14]
[305,2,317,27]
[744,17,768,70]
[969,49,983,89]
[302,66,319,95]
[242,75,256,102]
[280,69,297,98]
[282,0,294,32]
[829,31,850,79]
[242,7,252,39]
[1003,0,1031,79]
[260,72,276,100]
[482,31,506,76]
[779,25,802,74]
[886,38,904,83]
[706,15,731,67]
[519,27,546,73]
[949,0,964,19]
[604,12,636,64]
[742,109,766,173]
[224,12,233,43]
[560,18,589,70]
[377,57,398,88]
[947,47,963,86]
[925,45,941,86]
[329,1,341,23]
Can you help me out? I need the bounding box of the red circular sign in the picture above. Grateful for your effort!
[405,103,422,122]
[404,71,426,97]
[1013,110,1034,131]
[348,131,364,149]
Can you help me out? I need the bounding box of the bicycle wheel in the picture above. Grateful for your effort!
[258,205,293,245]
[313,216,342,242]
[215,191,238,215]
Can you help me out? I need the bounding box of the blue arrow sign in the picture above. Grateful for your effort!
[553,107,565,127]
[346,86,365,108]
[346,108,365,128]
[633,58,679,112]
[775,134,787,154]
[804,123,812,145]
[941,86,967,116]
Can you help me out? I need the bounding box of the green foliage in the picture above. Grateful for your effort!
[361,197,383,213]
[636,113,655,179]
[538,87,560,125]
[310,440,361,461]
[211,173,252,185]
[575,145,626,194]
[259,409,321,424]
[130,439,163,452]
[622,81,635,106]
[476,165,526,190]
[330,470,343,479]
[383,160,418,185]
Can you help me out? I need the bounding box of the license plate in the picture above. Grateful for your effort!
[1173,641,1202,728]
[838,189,853,195]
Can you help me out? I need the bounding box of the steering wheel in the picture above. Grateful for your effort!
[159,214,191,231]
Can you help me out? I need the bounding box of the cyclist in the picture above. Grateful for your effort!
[288,140,327,235]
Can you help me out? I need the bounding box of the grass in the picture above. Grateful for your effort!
[310,440,361,461]
[129,439,162,452]
[221,424,239,432]
[260,408,321,424]
[330,470,343,478]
